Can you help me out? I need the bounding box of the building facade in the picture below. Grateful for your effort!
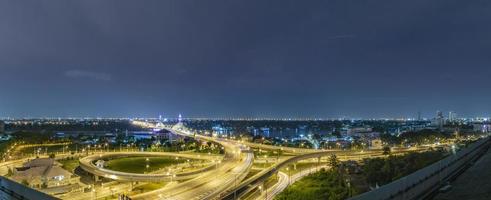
[0,121,5,133]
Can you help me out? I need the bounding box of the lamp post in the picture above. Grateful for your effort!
[286,167,291,185]
[91,186,97,200]
[346,178,351,197]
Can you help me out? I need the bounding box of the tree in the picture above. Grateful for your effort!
[329,154,339,170]
[7,168,13,176]
[382,146,391,155]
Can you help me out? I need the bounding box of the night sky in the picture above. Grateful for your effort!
[1,1,491,118]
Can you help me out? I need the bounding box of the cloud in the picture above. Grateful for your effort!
[64,70,112,81]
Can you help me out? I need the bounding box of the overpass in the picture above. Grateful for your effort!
[79,152,220,182]
[242,141,320,154]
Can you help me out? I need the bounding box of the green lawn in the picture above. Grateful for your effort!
[104,156,192,173]
[275,169,351,200]
[58,158,80,172]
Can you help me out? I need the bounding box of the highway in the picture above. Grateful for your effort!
[254,171,288,200]
[130,128,254,200]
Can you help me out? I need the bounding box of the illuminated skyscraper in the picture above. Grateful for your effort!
[448,111,457,122]
[432,111,445,130]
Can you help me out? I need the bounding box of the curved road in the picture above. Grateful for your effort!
[79,151,221,182]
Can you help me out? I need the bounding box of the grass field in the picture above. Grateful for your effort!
[105,156,192,173]
[58,158,80,172]
[274,169,351,200]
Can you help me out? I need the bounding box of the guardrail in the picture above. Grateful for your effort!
[349,137,490,200]
[0,176,58,200]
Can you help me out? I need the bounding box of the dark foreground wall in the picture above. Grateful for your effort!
[0,176,58,200]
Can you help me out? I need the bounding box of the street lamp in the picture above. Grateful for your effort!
[346,178,351,197]
[92,188,97,200]
[286,167,291,185]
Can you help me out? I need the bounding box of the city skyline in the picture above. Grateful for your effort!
[0,109,488,120]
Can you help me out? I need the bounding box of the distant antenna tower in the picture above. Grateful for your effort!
[178,114,182,122]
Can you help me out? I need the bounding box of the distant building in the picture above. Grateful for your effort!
[95,160,105,168]
[12,158,78,189]
[0,134,12,141]
[347,126,373,136]
[473,123,491,133]
[432,111,445,130]
[103,133,117,143]
[260,127,270,138]
[448,111,457,122]
[0,120,4,133]
[132,132,154,140]
[55,132,65,139]
[212,125,233,136]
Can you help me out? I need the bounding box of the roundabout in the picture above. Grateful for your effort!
[79,151,222,182]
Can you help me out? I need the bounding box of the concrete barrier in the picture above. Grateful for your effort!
[349,137,490,200]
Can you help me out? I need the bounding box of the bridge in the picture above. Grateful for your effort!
[79,152,221,182]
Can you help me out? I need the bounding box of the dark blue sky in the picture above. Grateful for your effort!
[1,1,491,118]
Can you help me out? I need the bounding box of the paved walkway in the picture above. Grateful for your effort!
[434,147,491,200]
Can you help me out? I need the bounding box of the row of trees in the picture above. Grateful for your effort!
[362,151,446,187]
[381,129,452,146]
